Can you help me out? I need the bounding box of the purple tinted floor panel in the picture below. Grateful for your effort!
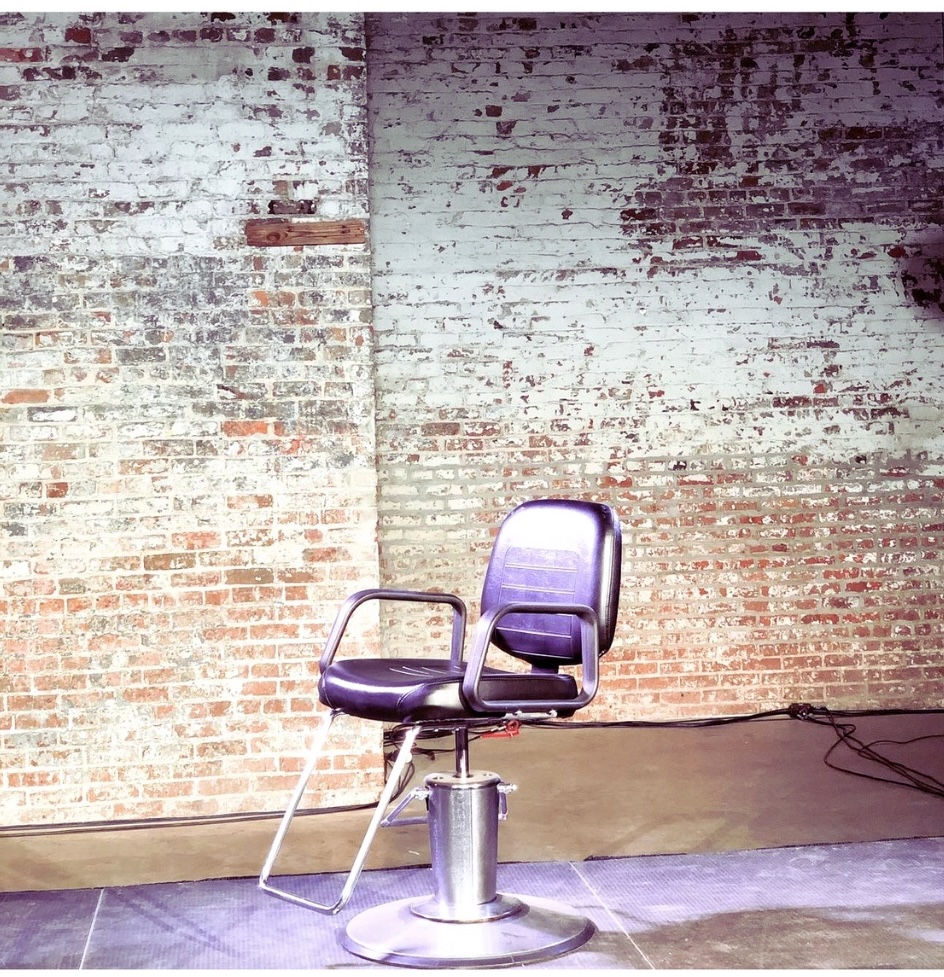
[1,837,941,970]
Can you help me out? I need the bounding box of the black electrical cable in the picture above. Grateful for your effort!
[522,706,795,730]
[6,704,941,839]
[382,705,944,807]
[0,799,378,839]
[365,704,944,810]
[789,705,944,799]
[524,703,944,801]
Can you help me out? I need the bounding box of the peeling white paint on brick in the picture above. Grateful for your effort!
[0,11,379,825]
[367,12,944,718]
[2,10,943,828]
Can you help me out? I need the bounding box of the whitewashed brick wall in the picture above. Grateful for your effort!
[367,12,944,717]
[2,11,943,830]
[1,11,379,825]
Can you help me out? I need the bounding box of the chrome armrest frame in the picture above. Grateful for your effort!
[260,591,466,916]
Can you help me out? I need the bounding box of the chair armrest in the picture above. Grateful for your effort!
[461,601,601,714]
[319,588,468,671]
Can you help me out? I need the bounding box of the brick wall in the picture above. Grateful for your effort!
[1,12,379,825]
[2,11,943,831]
[366,13,944,717]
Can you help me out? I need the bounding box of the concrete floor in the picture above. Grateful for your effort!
[2,712,942,893]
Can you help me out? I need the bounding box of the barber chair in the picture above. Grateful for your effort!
[259,498,622,967]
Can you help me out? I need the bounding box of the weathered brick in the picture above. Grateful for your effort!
[3,10,943,832]
[367,12,944,726]
[0,10,377,827]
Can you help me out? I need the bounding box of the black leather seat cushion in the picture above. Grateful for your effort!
[319,658,579,724]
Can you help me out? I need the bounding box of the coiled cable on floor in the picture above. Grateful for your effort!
[527,703,944,802]
[789,705,944,799]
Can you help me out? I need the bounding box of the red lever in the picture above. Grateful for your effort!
[481,719,521,739]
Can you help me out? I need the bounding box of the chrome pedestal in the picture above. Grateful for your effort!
[342,768,595,968]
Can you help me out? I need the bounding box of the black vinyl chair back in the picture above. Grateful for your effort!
[481,499,622,671]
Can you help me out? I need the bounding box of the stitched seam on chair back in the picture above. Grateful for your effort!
[493,545,580,659]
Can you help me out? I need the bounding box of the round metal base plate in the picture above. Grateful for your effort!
[341,894,595,968]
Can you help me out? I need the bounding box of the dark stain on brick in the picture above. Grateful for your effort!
[23,65,82,81]
[326,64,364,82]
[615,55,656,72]
[773,396,813,410]
[647,256,666,277]
[293,46,315,63]
[267,199,317,215]
[901,244,944,315]
[0,47,44,62]
[619,206,659,231]
[102,46,135,62]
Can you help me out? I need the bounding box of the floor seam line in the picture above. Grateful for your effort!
[78,887,105,969]
[568,859,656,970]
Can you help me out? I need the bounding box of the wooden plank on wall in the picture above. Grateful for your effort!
[245,218,367,247]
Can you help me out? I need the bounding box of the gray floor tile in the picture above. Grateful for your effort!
[5,837,943,970]
[575,838,944,969]
[0,887,101,969]
[82,869,435,969]
[493,860,650,969]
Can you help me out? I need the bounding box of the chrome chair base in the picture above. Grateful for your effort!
[259,500,623,967]
[259,718,598,966]
[341,757,596,967]
[341,894,596,968]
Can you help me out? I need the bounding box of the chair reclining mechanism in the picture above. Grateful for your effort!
[259,498,622,967]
